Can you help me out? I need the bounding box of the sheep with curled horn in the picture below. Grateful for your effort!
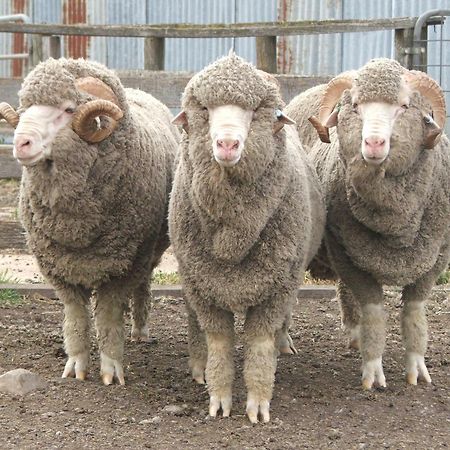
[0,58,179,385]
[169,53,325,423]
[285,58,449,390]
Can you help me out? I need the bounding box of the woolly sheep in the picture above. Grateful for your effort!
[285,58,449,389]
[168,53,325,423]
[0,58,179,385]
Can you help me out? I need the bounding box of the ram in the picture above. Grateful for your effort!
[0,58,179,385]
[286,58,449,389]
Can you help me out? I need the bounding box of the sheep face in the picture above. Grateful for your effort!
[2,58,125,168]
[351,78,411,165]
[309,58,446,174]
[208,105,254,167]
[13,101,77,166]
[173,53,294,170]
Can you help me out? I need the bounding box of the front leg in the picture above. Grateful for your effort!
[94,283,128,385]
[243,296,295,424]
[400,269,441,385]
[56,284,91,381]
[194,305,235,418]
[326,233,386,389]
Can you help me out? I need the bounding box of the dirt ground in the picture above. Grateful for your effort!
[0,291,449,450]
[1,181,449,449]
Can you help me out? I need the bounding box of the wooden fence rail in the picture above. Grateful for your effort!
[0,16,437,72]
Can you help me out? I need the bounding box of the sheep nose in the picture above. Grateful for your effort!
[13,136,34,158]
[364,136,386,158]
[217,138,240,152]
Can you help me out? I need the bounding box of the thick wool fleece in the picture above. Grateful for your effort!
[169,54,325,329]
[287,60,450,287]
[354,58,403,104]
[19,58,179,290]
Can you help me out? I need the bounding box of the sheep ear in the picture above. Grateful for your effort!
[273,109,296,134]
[423,114,442,149]
[172,110,189,132]
[324,109,339,128]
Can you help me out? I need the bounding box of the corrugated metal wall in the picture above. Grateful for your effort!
[0,0,448,85]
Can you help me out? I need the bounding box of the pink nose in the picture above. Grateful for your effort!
[217,139,239,152]
[14,136,34,159]
[364,136,386,158]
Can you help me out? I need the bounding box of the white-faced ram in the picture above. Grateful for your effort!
[285,58,449,389]
[0,58,179,385]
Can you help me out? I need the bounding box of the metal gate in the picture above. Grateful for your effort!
[411,9,450,134]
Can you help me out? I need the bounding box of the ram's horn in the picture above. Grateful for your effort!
[72,99,123,143]
[308,72,356,143]
[75,77,120,106]
[0,102,19,128]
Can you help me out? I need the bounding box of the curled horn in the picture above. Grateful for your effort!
[308,72,356,143]
[72,77,124,143]
[72,100,123,143]
[0,102,19,128]
[403,70,446,148]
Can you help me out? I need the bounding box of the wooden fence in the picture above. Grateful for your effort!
[0,16,440,255]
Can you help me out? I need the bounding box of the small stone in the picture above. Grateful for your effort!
[139,416,161,425]
[0,369,47,395]
[328,428,342,440]
[162,404,185,415]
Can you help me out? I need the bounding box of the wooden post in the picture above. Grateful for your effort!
[29,34,43,68]
[394,28,414,69]
[49,35,61,59]
[144,37,165,70]
[256,36,277,73]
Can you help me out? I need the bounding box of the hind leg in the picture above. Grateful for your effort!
[338,281,362,350]
[186,302,207,384]
[276,313,298,355]
[130,281,150,342]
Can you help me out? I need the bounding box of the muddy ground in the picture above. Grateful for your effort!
[0,291,449,450]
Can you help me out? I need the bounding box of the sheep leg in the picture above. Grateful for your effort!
[186,303,207,384]
[130,281,150,342]
[401,277,435,385]
[326,235,385,389]
[243,298,292,424]
[94,284,127,386]
[276,314,298,355]
[59,284,91,381]
[337,280,362,350]
[204,309,234,418]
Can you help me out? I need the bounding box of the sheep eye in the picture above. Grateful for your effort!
[352,102,358,112]
[401,104,409,110]
[202,106,208,111]
[65,107,75,114]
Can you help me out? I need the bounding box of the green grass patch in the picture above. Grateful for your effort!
[436,269,450,285]
[0,269,22,305]
[151,270,180,285]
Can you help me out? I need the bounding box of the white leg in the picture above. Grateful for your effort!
[59,286,91,381]
[402,300,431,385]
[348,324,361,350]
[244,335,276,424]
[360,303,386,389]
[94,286,126,386]
[361,357,386,389]
[206,331,234,418]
